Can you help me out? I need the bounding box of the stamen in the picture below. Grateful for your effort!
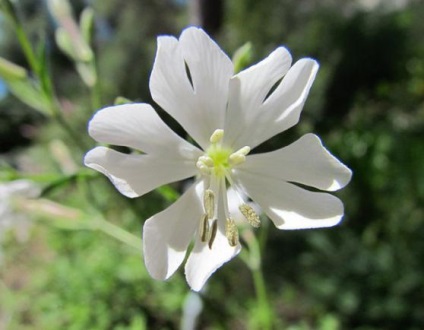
[229,153,246,166]
[198,155,214,167]
[239,204,261,228]
[209,129,224,144]
[199,213,210,242]
[203,189,215,219]
[225,217,239,247]
[208,219,218,249]
[235,146,251,156]
[196,161,210,175]
[229,146,251,166]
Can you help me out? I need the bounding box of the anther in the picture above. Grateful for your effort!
[225,217,239,247]
[208,219,218,249]
[199,213,210,242]
[198,155,214,167]
[209,129,224,144]
[229,146,251,166]
[239,204,261,228]
[229,153,246,166]
[196,161,210,175]
[236,146,251,156]
[203,189,215,219]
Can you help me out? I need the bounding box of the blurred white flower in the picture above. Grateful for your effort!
[84,27,352,291]
[0,180,40,262]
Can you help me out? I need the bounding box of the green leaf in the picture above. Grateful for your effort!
[0,0,19,24]
[0,57,27,80]
[5,78,52,115]
[35,35,54,97]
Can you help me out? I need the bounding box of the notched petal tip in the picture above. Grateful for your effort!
[84,147,139,198]
[185,229,241,292]
[297,57,320,72]
[235,171,347,231]
[269,193,345,230]
[180,25,212,41]
[303,133,353,191]
[270,46,293,66]
[156,35,178,48]
[142,182,203,281]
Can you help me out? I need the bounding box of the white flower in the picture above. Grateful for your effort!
[84,27,352,291]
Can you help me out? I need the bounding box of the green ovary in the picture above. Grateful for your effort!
[207,144,233,177]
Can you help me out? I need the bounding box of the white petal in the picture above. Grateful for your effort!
[227,59,319,149]
[224,47,292,148]
[88,103,201,158]
[235,171,345,229]
[150,27,233,149]
[185,192,241,292]
[180,28,233,134]
[240,134,352,191]
[143,181,203,280]
[84,147,196,198]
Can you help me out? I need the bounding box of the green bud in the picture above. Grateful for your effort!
[232,42,253,74]
[55,27,76,60]
[55,27,93,63]
[80,7,95,45]
[76,62,96,87]
[114,96,133,105]
[46,0,72,20]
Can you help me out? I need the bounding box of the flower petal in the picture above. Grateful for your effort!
[88,103,201,158]
[84,147,196,198]
[143,181,203,280]
[235,171,345,229]
[227,58,319,149]
[240,134,352,191]
[150,27,233,150]
[224,47,292,148]
[179,27,233,135]
[185,192,241,292]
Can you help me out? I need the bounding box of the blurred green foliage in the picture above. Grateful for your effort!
[0,0,423,329]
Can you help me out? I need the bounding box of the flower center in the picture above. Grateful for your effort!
[195,129,260,249]
[206,144,232,177]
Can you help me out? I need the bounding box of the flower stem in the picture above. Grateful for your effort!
[251,265,272,330]
[94,217,142,252]
[3,2,39,75]
[240,229,273,329]
[90,60,102,110]
[53,108,88,151]
[2,0,88,152]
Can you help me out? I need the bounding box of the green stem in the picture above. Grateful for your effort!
[252,265,272,330]
[90,60,102,110]
[3,0,88,152]
[2,0,39,75]
[240,229,273,330]
[53,107,88,151]
[94,217,142,252]
[13,20,39,75]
